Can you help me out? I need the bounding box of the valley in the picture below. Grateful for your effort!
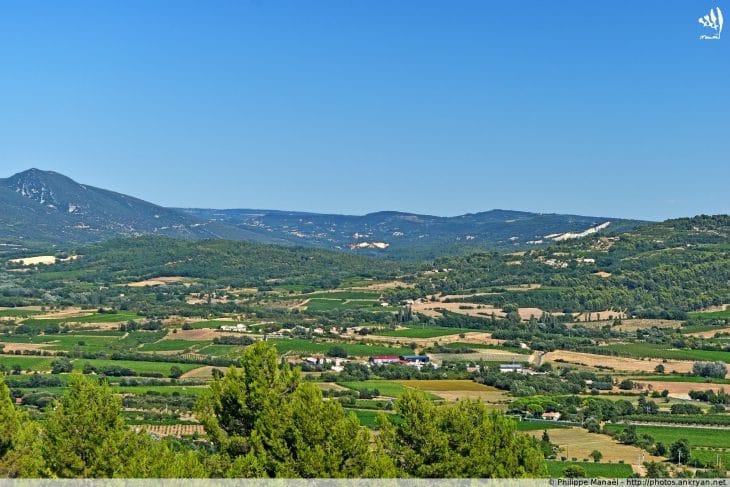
[1,212,729,478]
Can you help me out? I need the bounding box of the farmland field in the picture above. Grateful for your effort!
[375,326,480,338]
[302,291,381,300]
[603,424,729,449]
[339,380,414,398]
[688,309,730,320]
[514,420,570,431]
[545,461,633,478]
[0,308,41,317]
[71,359,202,375]
[599,343,730,363]
[0,355,56,371]
[269,339,410,356]
[305,299,380,312]
[20,311,140,326]
[139,340,209,352]
[397,382,506,402]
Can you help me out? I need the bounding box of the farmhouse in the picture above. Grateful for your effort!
[368,355,401,365]
[499,363,524,374]
[541,412,562,421]
[220,323,247,332]
[399,355,430,364]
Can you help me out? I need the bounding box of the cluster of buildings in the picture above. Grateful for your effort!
[368,355,431,367]
[219,323,248,332]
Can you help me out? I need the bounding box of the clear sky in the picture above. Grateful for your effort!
[1,1,728,220]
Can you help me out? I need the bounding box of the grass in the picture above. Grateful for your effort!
[139,340,209,352]
[338,380,413,398]
[0,309,40,317]
[630,375,730,384]
[374,327,480,338]
[301,291,380,300]
[395,379,497,392]
[600,343,730,363]
[21,311,140,326]
[688,309,730,321]
[305,299,380,312]
[0,355,56,371]
[689,448,730,469]
[269,339,410,357]
[514,420,570,431]
[112,385,207,395]
[604,424,729,449]
[347,409,402,428]
[71,359,201,375]
[440,342,533,354]
[545,461,633,478]
[197,344,244,356]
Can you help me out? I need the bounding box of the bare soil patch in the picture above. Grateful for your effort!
[544,350,694,373]
[527,427,660,465]
[0,342,55,353]
[685,327,730,338]
[126,276,190,287]
[396,380,509,403]
[574,310,626,322]
[180,366,231,379]
[364,331,501,348]
[412,300,506,319]
[634,380,729,396]
[594,271,612,278]
[134,424,205,437]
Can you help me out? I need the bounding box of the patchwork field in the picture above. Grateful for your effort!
[632,380,730,398]
[528,427,662,465]
[396,379,508,402]
[544,350,694,373]
[545,461,633,478]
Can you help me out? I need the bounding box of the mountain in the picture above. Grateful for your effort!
[0,169,266,247]
[178,207,647,258]
[0,169,647,257]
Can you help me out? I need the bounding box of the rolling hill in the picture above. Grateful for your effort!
[0,169,646,257]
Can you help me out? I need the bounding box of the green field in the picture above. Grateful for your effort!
[0,355,56,371]
[72,359,201,375]
[339,380,413,398]
[514,420,570,431]
[139,340,209,352]
[545,461,633,478]
[375,326,479,338]
[600,343,730,363]
[689,448,730,469]
[21,311,140,326]
[347,409,402,428]
[305,299,380,312]
[197,344,244,356]
[269,339,410,356]
[630,375,730,384]
[301,291,380,300]
[112,385,207,395]
[604,424,729,449]
[688,309,730,321]
[0,309,41,317]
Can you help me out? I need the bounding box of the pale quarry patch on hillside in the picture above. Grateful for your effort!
[8,255,78,266]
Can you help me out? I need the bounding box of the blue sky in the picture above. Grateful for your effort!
[1,1,728,220]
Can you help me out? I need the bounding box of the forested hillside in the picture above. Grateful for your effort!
[12,236,411,289]
[395,215,730,315]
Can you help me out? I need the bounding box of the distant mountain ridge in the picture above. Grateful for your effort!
[177,207,646,258]
[0,169,647,256]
